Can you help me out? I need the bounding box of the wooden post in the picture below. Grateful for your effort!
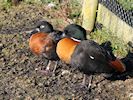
[81,0,98,32]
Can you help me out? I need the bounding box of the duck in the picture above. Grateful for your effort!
[62,24,122,70]
[29,21,61,75]
[49,24,126,89]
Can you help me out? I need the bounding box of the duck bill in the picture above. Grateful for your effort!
[25,28,40,36]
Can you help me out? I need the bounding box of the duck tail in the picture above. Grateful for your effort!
[110,58,126,73]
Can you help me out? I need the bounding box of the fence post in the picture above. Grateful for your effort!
[82,0,98,32]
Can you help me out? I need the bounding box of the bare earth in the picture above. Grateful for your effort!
[0,3,133,100]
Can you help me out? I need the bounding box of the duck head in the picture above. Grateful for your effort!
[63,24,87,40]
[29,21,54,36]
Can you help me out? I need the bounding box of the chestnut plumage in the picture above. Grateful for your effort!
[29,21,61,75]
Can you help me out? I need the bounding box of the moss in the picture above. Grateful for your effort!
[117,0,133,10]
[1,2,12,10]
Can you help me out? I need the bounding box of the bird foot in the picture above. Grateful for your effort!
[74,83,91,92]
[40,70,52,76]
[36,68,53,76]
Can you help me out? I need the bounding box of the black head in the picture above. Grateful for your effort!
[36,20,54,33]
[29,21,54,36]
[63,24,87,40]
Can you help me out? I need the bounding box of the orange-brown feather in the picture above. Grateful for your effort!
[29,32,48,55]
[56,38,80,64]
[110,58,126,72]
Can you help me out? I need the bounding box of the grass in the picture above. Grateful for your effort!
[117,0,133,10]
[90,28,128,57]
[0,0,12,10]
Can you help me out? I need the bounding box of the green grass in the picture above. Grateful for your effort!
[90,28,128,57]
[0,0,12,10]
[117,0,133,10]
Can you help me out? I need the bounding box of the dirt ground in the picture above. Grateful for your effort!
[0,3,133,100]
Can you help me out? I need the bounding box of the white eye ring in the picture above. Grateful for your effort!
[90,55,95,60]
[40,25,45,29]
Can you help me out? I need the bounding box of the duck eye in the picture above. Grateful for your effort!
[40,25,45,29]
[64,30,68,34]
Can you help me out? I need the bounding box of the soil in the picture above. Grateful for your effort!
[0,3,133,100]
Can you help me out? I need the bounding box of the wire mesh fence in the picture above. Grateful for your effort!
[99,0,133,27]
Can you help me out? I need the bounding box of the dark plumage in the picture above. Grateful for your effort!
[70,40,116,75]
[121,41,133,71]
[121,52,133,71]
[101,41,133,72]
[100,41,116,60]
